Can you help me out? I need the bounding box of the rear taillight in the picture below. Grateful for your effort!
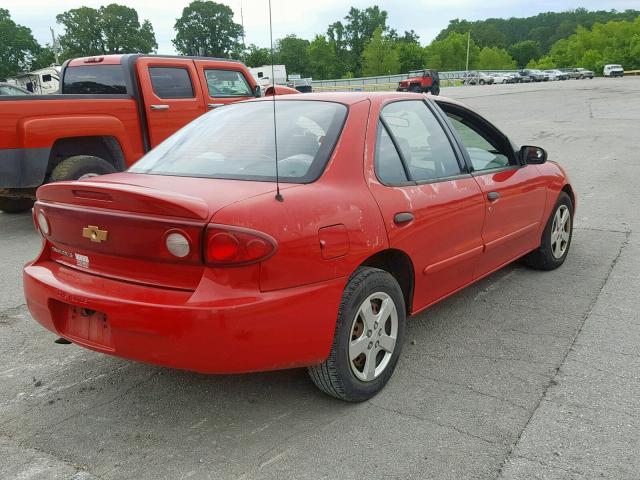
[205,224,276,266]
[165,231,191,258]
[34,207,50,236]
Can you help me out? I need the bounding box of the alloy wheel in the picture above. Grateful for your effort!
[349,292,398,382]
[551,205,571,259]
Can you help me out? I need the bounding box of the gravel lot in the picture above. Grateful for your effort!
[1,77,638,480]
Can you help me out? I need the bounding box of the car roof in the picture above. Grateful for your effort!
[256,91,463,107]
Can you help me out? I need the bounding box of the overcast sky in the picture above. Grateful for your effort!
[4,0,640,54]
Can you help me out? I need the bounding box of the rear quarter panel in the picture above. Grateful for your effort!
[211,99,389,292]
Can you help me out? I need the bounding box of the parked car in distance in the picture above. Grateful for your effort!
[491,73,512,84]
[397,69,440,95]
[603,64,624,77]
[521,69,548,82]
[560,68,582,79]
[24,92,575,402]
[462,71,494,85]
[512,72,532,83]
[543,69,568,81]
[575,68,594,79]
[0,82,32,95]
[0,54,264,213]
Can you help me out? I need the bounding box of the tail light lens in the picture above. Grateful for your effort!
[205,224,276,266]
[35,207,50,236]
[165,231,191,258]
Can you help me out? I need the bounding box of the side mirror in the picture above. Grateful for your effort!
[520,145,547,165]
[254,85,262,98]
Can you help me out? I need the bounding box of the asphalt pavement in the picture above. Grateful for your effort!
[1,77,638,479]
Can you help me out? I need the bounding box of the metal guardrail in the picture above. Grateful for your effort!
[624,70,640,76]
[310,70,516,88]
[311,79,463,93]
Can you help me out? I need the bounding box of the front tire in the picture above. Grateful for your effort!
[308,267,406,402]
[50,155,117,182]
[524,192,573,270]
[409,85,421,93]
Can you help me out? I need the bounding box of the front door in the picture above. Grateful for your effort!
[367,99,486,312]
[439,103,547,277]
[137,57,207,147]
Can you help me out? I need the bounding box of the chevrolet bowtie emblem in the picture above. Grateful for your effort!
[82,225,108,243]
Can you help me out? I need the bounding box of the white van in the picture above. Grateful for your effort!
[603,64,624,77]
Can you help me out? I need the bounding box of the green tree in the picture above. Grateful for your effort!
[424,32,479,71]
[476,46,516,70]
[275,35,310,77]
[173,1,243,57]
[243,44,270,67]
[539,18,640,73]
[307,35,338,80]
[361,27,400,76]
[328,6,389,76]
[57,4,157,58]
[508,40,542,68]
[395,31,425,73]
[0,8,43,79]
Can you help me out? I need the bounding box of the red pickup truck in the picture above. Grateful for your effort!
[0,54,265,213]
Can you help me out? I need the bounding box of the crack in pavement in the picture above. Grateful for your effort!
[495,230,631,479]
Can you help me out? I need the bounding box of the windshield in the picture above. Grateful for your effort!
[130,100,348,183]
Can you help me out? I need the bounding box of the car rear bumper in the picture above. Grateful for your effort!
[24,260,346,374]
[0,147,50,188]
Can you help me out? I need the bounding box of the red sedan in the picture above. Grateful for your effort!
[24,92,575,401]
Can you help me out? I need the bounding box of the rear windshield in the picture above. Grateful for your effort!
[129,100,348,183]
[62,65,127,94]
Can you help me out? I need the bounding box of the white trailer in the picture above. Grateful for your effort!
[249,65,287,86]
[7,66,61,94]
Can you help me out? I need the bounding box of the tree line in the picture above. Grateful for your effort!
[1,2,639,82]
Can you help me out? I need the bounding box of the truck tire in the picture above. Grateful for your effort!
[50,155,117,182]
[410,85,422,93]
[431,85,440,95]
[0,198,34,214]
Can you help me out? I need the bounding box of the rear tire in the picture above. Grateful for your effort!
[308,267,406,402]
[50,155,117,182]
[0,198,34,213]
[524,192,573,270]
[431,85,440,95]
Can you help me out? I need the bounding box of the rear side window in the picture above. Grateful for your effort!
[375,122,408,185]
[62,65,126,94]
[381,100,461,181]
[149,67,194,99]
[129,100,347,183]
[205,69,252,97]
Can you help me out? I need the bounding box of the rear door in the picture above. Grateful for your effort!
[438,102,547,277]
[366,99,485,312]
[194,60,256,112]
[136,57,206,147]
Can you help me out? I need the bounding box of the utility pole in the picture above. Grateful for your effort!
[50,27,60,65]
[240,0,246,50]
[465,31,470,74]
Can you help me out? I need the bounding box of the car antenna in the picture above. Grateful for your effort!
[268,0,283,202]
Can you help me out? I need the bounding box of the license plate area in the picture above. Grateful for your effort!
[51,301,114,351]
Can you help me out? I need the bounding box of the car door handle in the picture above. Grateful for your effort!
[487,191,500,202]
[208,103,224,109]
[150,104,170,111]
[394,212,414,224]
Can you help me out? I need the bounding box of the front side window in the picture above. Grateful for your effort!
[149,67,194,99]
[380,100,461,182]
[205,69,252,97]
[445,114,511,171]
[130,100,347,183]
[62,65,126,94]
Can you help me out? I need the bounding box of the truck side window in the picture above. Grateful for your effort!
[204,69,252,97]
[149,67,194,99]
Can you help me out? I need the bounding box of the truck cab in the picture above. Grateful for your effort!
[0,54,260,212]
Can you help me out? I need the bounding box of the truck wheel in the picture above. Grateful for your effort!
[431,85,440,95]
[0,198,34,214]
[410,85,422,93]
[50,155,117,182]
[307,267,406,402]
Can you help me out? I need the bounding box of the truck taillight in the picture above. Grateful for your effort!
[205,225,276,266]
